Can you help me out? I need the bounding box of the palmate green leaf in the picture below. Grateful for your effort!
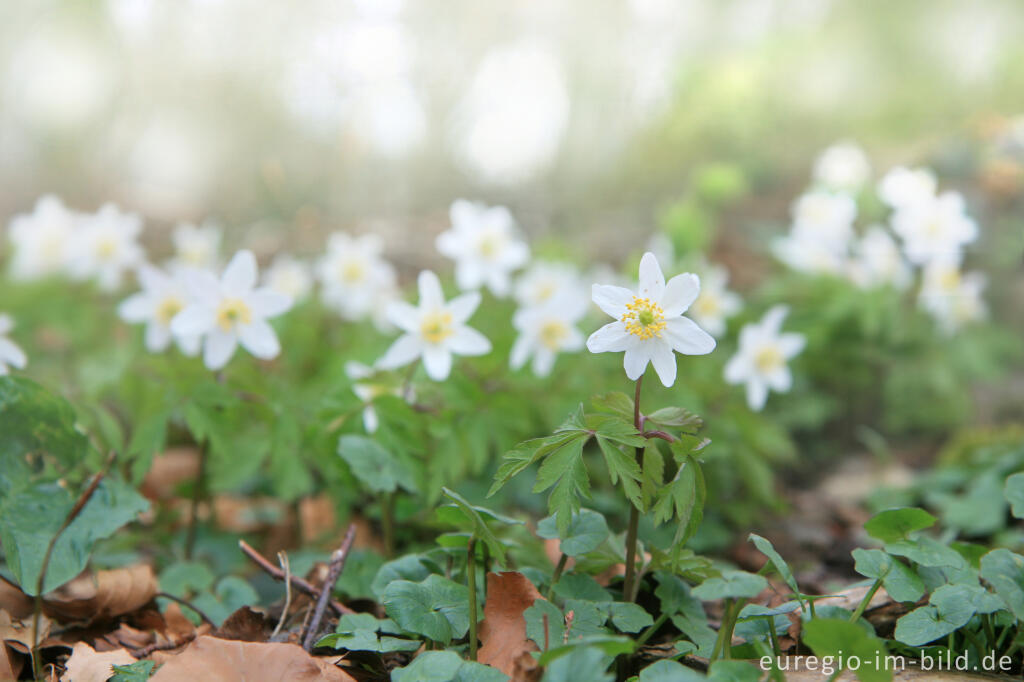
[707,661,762,682]
[525,599,563,650]
[892,583,996,648]
[316,612,421,653]
[590,392,634,421]
[587,414,645,447]
[337,434,417,495]
[1005,472,1024,519]
[607,602,654,633]
[980,549,1024,619]
[371,554,433,599]
[692,570,767,601]
[884,537,965,570]
[851,549,925,603]
[125,409,169,484]
[268,411,313,501]
[488,433,581,497]
[536,634,634,666]
[864,507,936,543]
[533,436,591,535]
[440,487,521,564]
[646,406,703,432]
[391,650,508,682]
[555,403,587,432]
[0,476,149,594]
[639,660,705,681]
[382,574,471,645]
[652,456,697,527]
[802,618,891,682]
[191,576,260,626]
[552,574,612,602]
[595,436,641,509]
[536,508,609,557]
[640,445,664,509]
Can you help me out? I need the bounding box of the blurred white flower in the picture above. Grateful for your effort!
[68,204,145,291]
[171,221,221,270]
[645,232,675,269]
[878,166,937,209]
[171,250,292,370]
[688,264,742,338]
[813,141,870,192]
[514,261,584,309]
[345,361,412,433]
[377,270,491,381]
[0,314,28,375]
[846,226,912,290]
[118,264,200,355]
[772,232,847,276]
[317,232,397,321]
[6,195,78,281]
[436,199,530,297]
[918,259,987,334]
[510,294,587,377]
[587,252,715,387]
[724,306,806,411]
[891,191,978,265]
[264,254,313,302]
[790,190,857,249]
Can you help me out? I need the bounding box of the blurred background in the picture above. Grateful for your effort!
[1,0,1023,269]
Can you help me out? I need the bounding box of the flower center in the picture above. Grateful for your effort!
[420,310,453,344]
[694,294,720,318]
[340,260,366,284]
[96,238,118,261]
[478,231,503,259]
[754,345,784,373]
[156,296,184,326]
[621,297,666,340]
[539,320,568,350]
[216,298,252,332]
[938,269,961,290]
[536,281,557,302]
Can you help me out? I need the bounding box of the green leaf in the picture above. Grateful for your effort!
[1005,472,1024,519]
[536,508,610,557]
[111,660,156,682]
[371,554,432,599]
[489,434,578,497]
[337,434,417,494]
[640,445,664,508]
[537,635,634,666]
[382,575,470,645]
[864,508,936,543]
[391,651,509,681]
[552,574,611,603]
[692,571,767,601]
[440,487,521,564]
[851,549,925,603]
[191,576,260,626]
[541,644,616,682]
[639,660,705,681]
[588,415,645,447]
[590,392,634,421]
[646,407,702,432]
[316,613,421,653]
[884,537,965,570]
[533,436,591,535]
[748,534,802,606]
[126,410,168,483]
[707,660,762,682]
[0,476,149,594]
[159,561,215,597]
[525,598,564,651]
[607,602,653,633]
[980,549,1024,619]
[802,618,892,682]
[595,436,642,509]
[894,591,975,648]
[268,412,313,500]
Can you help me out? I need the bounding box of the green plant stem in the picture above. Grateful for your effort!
[962,627,985,656]
[467,536,479,661]
[848,578,883,624]
[622,375,644,603]
[184,438,209,561]
[710,598,735,662]
[381,491,395,558]
[547,554,569,600]
[766,616,781,657]
[982,614,996,650]
[635,612,670,648]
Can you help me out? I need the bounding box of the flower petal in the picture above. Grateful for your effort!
[176,334,202,357]
[203,330,237,370]
[777,332,806,359]
[248,289,292,318]
[592,284,633,319]
[447,326,491,356]
[422,345,452,380]
[238,319,281,359]
[649,342,677,387]
[637,252,665,300]
[532,347,556,377]
[724,353,750,384]
[223,250,258,295]
[447,292,482,324]
[746,377,769,411]
[622,346,650,381]
[586,321,634,353]
[509,333,531,370]
[765,366,792,393]
[171,305,215,337]
[118,293,152,322]
[144,322,171,352]
[760,305,789,335]
[0,338,27,369]
[661,273,700,316]
[183,268,221,300]
[377,334,421,369]
[418,270,445,309]
[385,301,421,333]
[663,317,716,355]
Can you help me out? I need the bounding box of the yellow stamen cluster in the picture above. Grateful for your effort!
[156,296,184,326]
[539,320,568,350]
[754,346,784,373]
[216,298,252,332]
[694,294,720,318]
[340,260,367,283]
[621,297,666,340]
[96,238,118,261]
[420,310,454,344]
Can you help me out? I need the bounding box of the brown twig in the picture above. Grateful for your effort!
[301,524,357,651]
[130,631,197,658]
[157,591,216,626]
[271,551,292,639]
[238,540,355,615]
[32,453,115,679]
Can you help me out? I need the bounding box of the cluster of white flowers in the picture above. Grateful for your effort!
[775,142,987,333]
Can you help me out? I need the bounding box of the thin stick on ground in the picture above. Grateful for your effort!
[238,540,355,615]
[301,523,357,651]
[157,591,216,626]
[31,453,115,680]
[271,551,292,639]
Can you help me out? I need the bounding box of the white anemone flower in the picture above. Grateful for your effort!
[847,226,912,290]
[171,221,221,270]
[68,203,145,291]
[878,166,937,209]
[0,314,28,375]
[813,141,870,192]
[772,233,847,276]
[345,361,413,433]
[790,190,856,250]
[118,264,201,355]
[265,254,313,302]
[688,264,742,338]
[918,259,987,334]
[317,232,397,321]
[435,199,530,297]
[586,252,715,387]
[514,261,584,309]
[724,306,806,411]
[6,195,78,281]
[171,250,293,370]
[510,293,587,377]
[377,270,491,381]
[891,191,978,265]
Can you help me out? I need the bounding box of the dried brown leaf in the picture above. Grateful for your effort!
[1,643,23,681]
[1,609,52,651]
[149,635,356,682]
[477,572,542,682]
[216,606,272,642]
[0,576,33,619]
[43,565,159,624]
[140,447,200,500]
[60,641,135,682]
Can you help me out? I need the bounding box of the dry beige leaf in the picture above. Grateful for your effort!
[1,609,52,651]
[161,603,198,641]
[43,565,159,624]
[149,635,357,682]
[0,576,33,619]
[60,641,135,682]
[477,572,542,681]
[216,606,271,642]
[1,642,23,681]
[140,447,200,500]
